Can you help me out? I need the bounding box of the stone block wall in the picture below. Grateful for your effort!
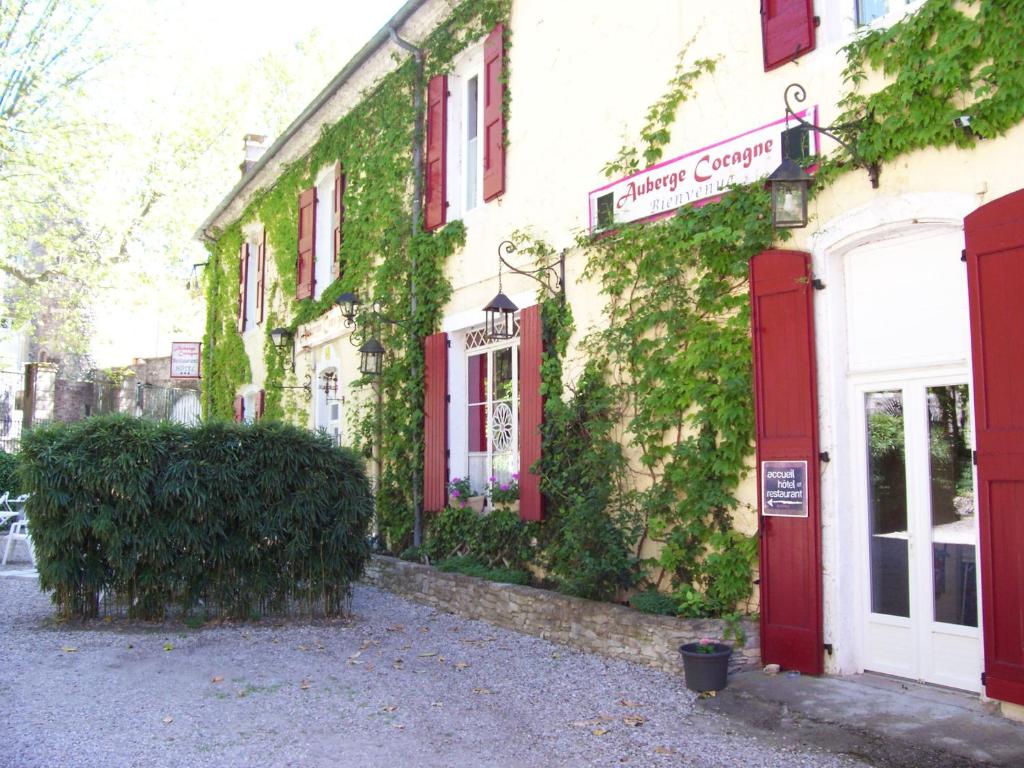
[362,556,760,674]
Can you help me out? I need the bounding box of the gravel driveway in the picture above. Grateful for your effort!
[0,571,868,768]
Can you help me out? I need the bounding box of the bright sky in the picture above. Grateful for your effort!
[89,0,409,368]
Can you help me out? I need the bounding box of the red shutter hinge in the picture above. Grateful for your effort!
[812,278,826,290]
[814,15,821,27]
[445,394,451,403]
[819,451,830,462]
[961,249,968,262]
[973,450,978,465]
[981,671,987,685]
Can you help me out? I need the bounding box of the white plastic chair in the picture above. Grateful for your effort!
[2,494,33,566]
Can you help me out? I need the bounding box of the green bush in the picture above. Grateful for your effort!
[0,450,20,495]
[629,589,679,616]
[20,414,373,620]
[424,506,535,569]
[436,556,530,585]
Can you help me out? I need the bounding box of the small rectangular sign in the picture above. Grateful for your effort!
[761,460,808,518]
[170,341,202,379]
[587,108,818,233]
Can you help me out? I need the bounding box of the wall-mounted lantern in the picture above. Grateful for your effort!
[767,83,880,230]
[481,239,566,340]
[767,157,813,229]
[358,338,385,377]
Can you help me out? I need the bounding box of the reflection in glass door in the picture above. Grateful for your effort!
[860,381,981,691]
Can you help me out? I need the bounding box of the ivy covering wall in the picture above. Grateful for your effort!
[202,0,509,546]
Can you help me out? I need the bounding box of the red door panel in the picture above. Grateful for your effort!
[424,75,447,232]
[750,249,823,675]
[423,332,449,512]
[965,188,1024,706]
[519,304,543,521]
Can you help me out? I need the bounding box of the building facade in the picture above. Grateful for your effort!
[198,0,1024,717]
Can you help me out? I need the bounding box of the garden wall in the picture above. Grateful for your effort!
[363,556,760,673]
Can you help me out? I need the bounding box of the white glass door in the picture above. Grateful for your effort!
[857,377,981,690]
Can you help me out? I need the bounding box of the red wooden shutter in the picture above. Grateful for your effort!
[482,23,506,202]
[423,332,448,512]
[333,161,346,281]
[256,389,266,420]
[761,0,816,71]
[296,187,316,300]
[424,75,447,232]
[237,243,249,333]
[965,188,1024,706]
[255,228,266,325]
[750,249,823,675]
[519,304,544,521]
[233,395,244,423]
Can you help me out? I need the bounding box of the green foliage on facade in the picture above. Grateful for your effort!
[837,0,1024,174]
[202,1,510,545]
[20,415,373,620]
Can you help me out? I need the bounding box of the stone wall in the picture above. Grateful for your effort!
[362,556,760,674]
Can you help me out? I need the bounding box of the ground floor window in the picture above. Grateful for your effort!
[466,339,518,494]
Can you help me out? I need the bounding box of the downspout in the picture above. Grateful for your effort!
[389,27,427,548]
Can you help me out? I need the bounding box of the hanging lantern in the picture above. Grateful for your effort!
[359,338,385,376]
[335,292,361,325]
[767,157,812,229]
[483,291,518,340]
[269,327,291,349]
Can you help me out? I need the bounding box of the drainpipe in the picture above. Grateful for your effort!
[389,27,427,548]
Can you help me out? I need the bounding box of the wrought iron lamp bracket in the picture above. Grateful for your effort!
[783,82,880,189]
[496,240,567,299]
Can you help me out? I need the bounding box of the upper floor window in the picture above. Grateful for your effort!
[423,23,505,232]
[446,44,485,221]
[856,0,918,27]
[314,170,334,300]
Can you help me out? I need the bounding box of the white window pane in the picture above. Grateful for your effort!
[466,75,479,210]
[857,0,889,25]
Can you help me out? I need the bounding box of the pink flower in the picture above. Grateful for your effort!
[512,473,519,480]
[451,489,461,498]
[500,483,510,491]
[488,475,497,483]
[700,637,714,646]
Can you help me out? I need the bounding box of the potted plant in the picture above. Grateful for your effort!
[679,637,732,692]
[487,473,520,513]
[448,477,485,513]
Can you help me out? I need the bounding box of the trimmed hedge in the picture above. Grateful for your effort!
[20,415,373,620]
[0,450,19,496]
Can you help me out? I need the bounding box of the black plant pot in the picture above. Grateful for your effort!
[679,642,732,692]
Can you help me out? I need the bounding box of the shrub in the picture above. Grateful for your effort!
[20,414,373,620]
[424,506,535,568]
[423,505,479,562]
[436,556,530,585]
[629,589,679,616]
[0,450,20,495]
[398,545,424,562]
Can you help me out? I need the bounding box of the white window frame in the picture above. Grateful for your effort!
[314,362,342,446]
[243,241,258,333]
[242,387,259,425]
[445,41,485,223]
[465,334,519,496]
[313,167,334,300]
